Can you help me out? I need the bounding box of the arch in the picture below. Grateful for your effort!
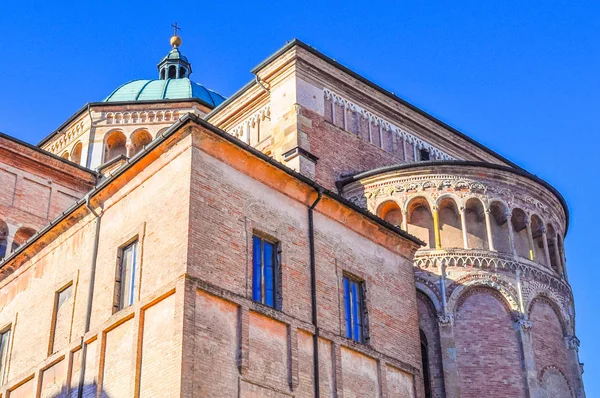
[489,201,511,253]
[453,286,527,397]
[168,65,176,79]
[545,224,561,274]
[464,197,488,250]
[129,129,152,157]
[530,214,546,266]
[12,226,35,251]
[527,294,568,335]
[179,66,186,78]
[538,366,573,398]
[0,220,7,259]
[415,284,442,313]
[160,69,166,79]
[103,130,127,163]
[448,277,520,315]
[61,151,69,160]
[70,141,83,165]
[511,208,530,259]
[376,200,403,227]
[407,197,435,249]
[438,196,462,248]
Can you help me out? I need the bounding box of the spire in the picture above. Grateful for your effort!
[157,23,192,80]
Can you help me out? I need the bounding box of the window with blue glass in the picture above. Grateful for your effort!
[343,275,367,343]
[252,235,280,309]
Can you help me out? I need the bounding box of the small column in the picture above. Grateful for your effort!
[432,206,442,249]
[565,336,586,398]
[506,211,517,257]
[401,210,408,231]
[525,220,535,261]
[515,318,538,397]
[553,241,564,277]
[459,206,469,249]
[125,138,133,158]
[541,227,552,269]
[484,208,495,251]
[437,314,461,398]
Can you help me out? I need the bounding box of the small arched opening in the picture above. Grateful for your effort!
[0,220,8,259]
[546,224,560,274]
[103,131,127,163]
[168,65,176,79]
[438,197,462,248]
[70,142,83,165]
[160,69,166,79]
[377,200,403,227]
[61,151,69,160]
[130,130,152,157]
[407,197,435,249]
[530,215,546,265]
[179,66,186,78]
[557,235,566,279]
[489,201,511,253]
[465,198,488,249]
[12,227,35,251]
[511,208,530,259]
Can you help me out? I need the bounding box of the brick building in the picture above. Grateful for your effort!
[0,32,585,397]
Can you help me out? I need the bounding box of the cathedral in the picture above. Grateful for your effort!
[0,29,585,398]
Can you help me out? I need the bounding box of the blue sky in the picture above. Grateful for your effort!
[1,0,598,393]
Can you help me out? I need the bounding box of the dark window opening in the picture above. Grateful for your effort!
[168,65,176,79]
[0,328,10,384]
[160,69,165,79]
[343,275,368,343]
[420,330,432,398]
[252,235,281,309]
[179,67,186,78]
[115,241,138,311]
[420,148,431,161]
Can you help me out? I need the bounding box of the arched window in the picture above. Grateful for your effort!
[438,197,462,248]
[465,198,488,249]
[546,224,560,274]
[179,66,186,78]
[0,220,8,259]
[511,208,530,259]
[160,69,166,79]
[70,142,83,165]
[407,197,435,249]
[377,200,403,227]
[61,151,69,160]
[420,329,432,398]
[489,202,511,253]
[530,215,546,265]
[103,131,127,163]
[168,65,176,79]
[12,227,35,251]
[130,130,152,157]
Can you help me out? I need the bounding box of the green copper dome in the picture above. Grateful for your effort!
[102,78,226,106]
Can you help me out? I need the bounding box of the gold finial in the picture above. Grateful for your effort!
[170,22,182,48]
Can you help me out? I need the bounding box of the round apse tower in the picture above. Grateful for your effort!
[340,161,585,398]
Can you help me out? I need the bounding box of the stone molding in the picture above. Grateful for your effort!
[227,103,272,141]
[104,110,181,125]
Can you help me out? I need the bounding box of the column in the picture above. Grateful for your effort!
[506,211,517,257]
[565,336,586,398]
[553,241,564,277]
[432,206,442,249]
[401,210,408,231]
[437,315,461,398]
[125,138,133,158]
[525,220,535,261]
[459,206,469,249]
[515,318,538,397]
[541,227,552,268]
[484,209,495,251]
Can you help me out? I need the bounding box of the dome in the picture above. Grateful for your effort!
[102,78,226,107]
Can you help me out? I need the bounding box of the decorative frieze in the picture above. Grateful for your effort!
[105,110,181,125]
[324,88,455,161]
[227,104,271,142]
[48,121,86,154]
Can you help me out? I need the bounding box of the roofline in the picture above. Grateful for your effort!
[37,97,218,147]
[250,38,523,170]
[0,131,98,176]
[1,113,424,270]
[337,160,570,234]
[204,80,257,120]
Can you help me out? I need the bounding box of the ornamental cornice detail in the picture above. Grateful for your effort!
[324,88,455,161]
[104,110,181,125]
[565,335,580,350]
[514,318,533,331]
[228,104,271,140]
[438,313,454,327]
[49,121,86,154]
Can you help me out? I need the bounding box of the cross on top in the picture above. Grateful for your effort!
[171,22,181,36]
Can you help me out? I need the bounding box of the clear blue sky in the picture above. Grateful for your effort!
[1,0,598,392]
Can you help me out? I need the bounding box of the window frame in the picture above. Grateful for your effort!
[342,273,368,343]
[114,239,139,312]
[49,282,74,355]
[251,233,281,310]
[0,326,11,385]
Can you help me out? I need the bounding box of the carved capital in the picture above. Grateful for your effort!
[514,318,533,332]
[438,313,454,327]
[565,335,580,350]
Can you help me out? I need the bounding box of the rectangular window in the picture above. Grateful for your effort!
[343,275,367,343]
[50,284,73,354]
[252,235,280,309]
[115,241,138,311]
[0,328,10,384]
